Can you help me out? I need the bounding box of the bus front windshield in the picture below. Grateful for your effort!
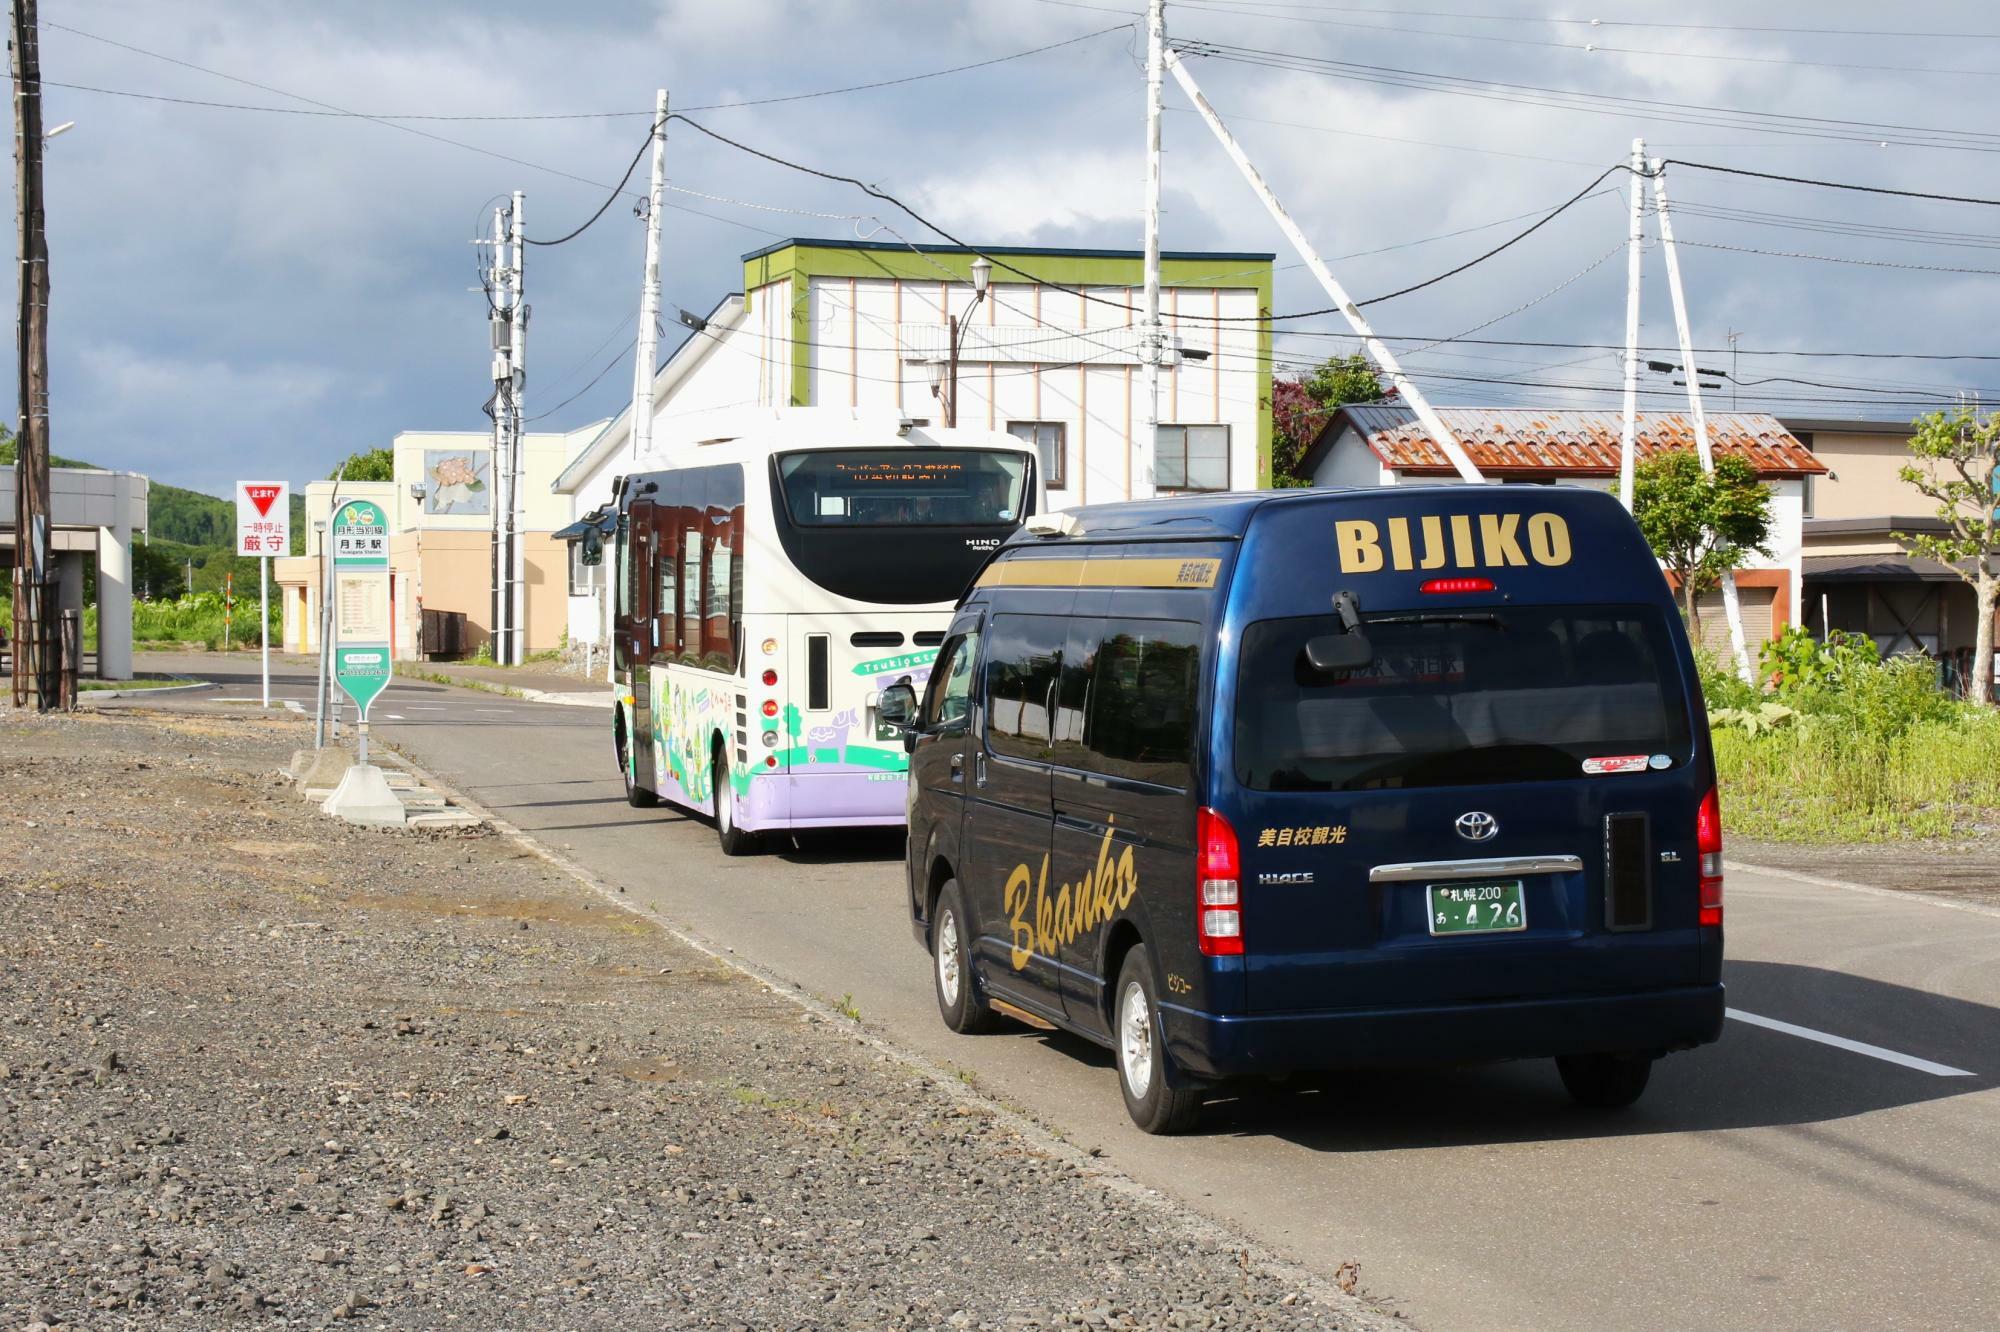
[776,450,1028,528]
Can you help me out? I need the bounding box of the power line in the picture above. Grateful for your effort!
[1126,0,2000,41]
[672,25,1131,111]
[527,335,640,422]
[1177,41,2000,153]
[526,115,662,247]
[1671,238,2000,278]
[1662,160,2000,208]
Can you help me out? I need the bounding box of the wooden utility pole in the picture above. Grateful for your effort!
[11,0,55,708]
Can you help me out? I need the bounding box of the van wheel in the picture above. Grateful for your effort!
[713,747,756,856]
[1557,1052,1654,1109]
[932,879,999,1034]
[1114,947,1202,1135]
[617,721,656,808]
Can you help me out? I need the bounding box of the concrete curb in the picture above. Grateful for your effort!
[1727,857,2000,920]
[378,741,1411,1332]
[78,678,216,701]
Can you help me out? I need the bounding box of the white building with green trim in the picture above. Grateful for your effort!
[553,237,1276,649]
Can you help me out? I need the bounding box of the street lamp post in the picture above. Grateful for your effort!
[408,482,427,660]
[933,257,992,428]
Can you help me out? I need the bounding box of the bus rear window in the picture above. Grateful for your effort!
[776,449,1027,527]
[1234,604,1692,792]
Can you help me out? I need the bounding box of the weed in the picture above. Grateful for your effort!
[834,993,862,1022]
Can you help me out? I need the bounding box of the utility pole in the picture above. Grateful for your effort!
[1162,47,1486,485]
[630,89,668,461]
[484,202,511,665]
[1136,0,1165,499]
[1650,157,1753,684]
[506,189,527,667]
[1617,137,1646,512]
[11,0,55,708]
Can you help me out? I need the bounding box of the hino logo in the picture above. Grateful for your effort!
[1455,811,1499,842]
[1257,871,1315,885]
[964,537,1001,550]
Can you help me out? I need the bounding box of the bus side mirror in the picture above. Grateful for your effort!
[1305,631,1373,674]
[580,529,603,567]
[879,682,919,731]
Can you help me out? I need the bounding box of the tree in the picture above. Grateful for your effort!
[1897,408,1999,705]
[1268,353,1389,487]
[328,448,393,482]
[1631,450,1772,639]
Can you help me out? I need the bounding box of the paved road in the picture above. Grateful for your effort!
[135,653,2000,1332]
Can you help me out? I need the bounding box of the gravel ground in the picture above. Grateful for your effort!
[1732,837,2000,909]
[0,706,1371,1331]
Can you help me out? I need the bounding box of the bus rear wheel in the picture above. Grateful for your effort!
[713,745,756,856]
[617,718,657,808]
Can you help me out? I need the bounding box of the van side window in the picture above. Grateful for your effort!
[983,614,1066,760]
[1054,618,1201,788]
[924,631,980,732]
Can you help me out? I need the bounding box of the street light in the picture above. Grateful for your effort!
[933,256,993,428]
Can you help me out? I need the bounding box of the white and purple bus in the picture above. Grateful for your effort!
[608,424,1040,853]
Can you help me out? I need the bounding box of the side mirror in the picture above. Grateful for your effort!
[879,681,919,730]
[1305,631,1374,674]
[580,529,603,567]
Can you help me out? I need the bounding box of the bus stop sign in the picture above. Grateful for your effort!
[330,499,392,717]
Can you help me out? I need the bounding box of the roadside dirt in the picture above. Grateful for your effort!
[0,706,1363,1330]
[1732,837,2000,909]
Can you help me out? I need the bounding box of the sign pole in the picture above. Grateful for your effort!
[235,479,290,709]
[321,497,403,825]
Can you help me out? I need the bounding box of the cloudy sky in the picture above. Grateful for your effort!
[12,0,2000,496]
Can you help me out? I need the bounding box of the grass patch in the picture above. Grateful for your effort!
[834,993,862,1022]
[1705,631,2000,843]
[1715,717,2000,842]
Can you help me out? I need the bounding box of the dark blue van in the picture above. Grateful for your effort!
[878,485,1725,1134]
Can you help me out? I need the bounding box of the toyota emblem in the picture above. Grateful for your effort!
[1455,811,1498,842]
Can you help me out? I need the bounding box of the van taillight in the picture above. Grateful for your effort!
[1421,577,1496,594]
[1696,786,1724,927]
[1196,807,1243,956]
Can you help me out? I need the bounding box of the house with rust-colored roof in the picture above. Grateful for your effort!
[1301,406,1829,649]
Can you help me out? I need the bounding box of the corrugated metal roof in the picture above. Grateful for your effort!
[1324,406,1827,477]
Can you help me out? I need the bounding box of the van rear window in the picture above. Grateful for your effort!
[1234,604,1692,792]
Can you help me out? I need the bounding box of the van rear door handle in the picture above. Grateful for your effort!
[949,753,963,782]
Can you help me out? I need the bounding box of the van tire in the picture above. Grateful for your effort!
[617,720,657,808]
[932,879,999,1034]
[1114,947,1202,1135]
[713,747,756,856]
[1556,1052,1654,1109]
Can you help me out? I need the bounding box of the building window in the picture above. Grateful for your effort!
[1157,424,1230,492]
[568,541,600,596]
[1008,420,1067,490]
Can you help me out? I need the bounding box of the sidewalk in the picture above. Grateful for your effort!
[399,658,610,707]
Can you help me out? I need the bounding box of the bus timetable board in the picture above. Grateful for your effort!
[330,499,392,717]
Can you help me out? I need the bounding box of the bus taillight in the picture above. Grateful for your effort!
[762,669,778,687]
[761,700,779,718]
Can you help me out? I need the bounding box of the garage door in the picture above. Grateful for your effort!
[1693,585,1775,653]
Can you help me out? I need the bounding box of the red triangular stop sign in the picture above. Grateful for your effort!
[244,484,282,517]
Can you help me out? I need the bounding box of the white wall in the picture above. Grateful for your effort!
[1310,427,1391,489]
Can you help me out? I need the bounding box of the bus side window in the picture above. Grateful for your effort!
[680,524,703,665]
[653,515,677,664]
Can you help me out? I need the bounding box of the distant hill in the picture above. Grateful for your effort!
[1,437,307,556]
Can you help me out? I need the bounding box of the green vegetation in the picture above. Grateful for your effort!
[1268,353,1388,488]
[1633,451,1772,639]
[1895,408,1999,704]
[78,676,193,692]
[1705,627,2000,842]
[330,448,394,482]
[132,591,279,650]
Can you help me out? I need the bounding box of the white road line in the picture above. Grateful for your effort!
[1726,1008,1975,1078]
[382,713,405,720]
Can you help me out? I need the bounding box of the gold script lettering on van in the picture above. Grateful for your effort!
[1002,824,1140,971]
[1335,512,1573,573]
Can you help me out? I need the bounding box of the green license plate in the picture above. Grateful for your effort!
[1426,880,1527,936]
